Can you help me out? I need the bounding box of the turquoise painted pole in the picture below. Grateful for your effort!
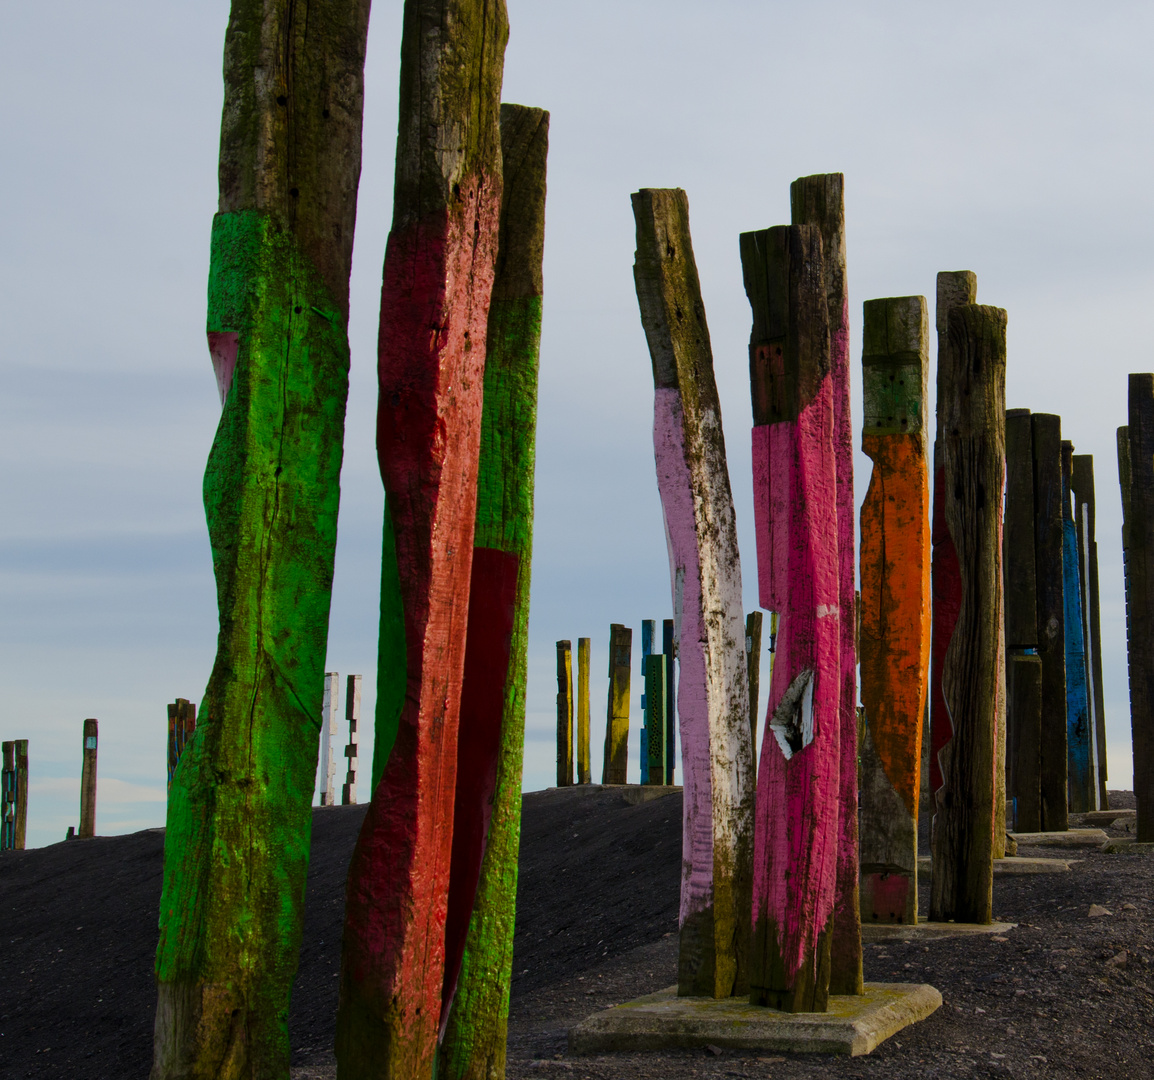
[1062,441,1093,812]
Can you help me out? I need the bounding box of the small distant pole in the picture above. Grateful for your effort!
[79,719,98,839]
[319,673,339,806]
[167,699,197,790]
[577,639,591,784]
[343,674,361,805]
[645,654,666,784]
[744,611,763,749]
[1,740,25,850]
[639,620,655,784]
[662,619,676,784]
[602,624,632,784]
[556,641,573,786]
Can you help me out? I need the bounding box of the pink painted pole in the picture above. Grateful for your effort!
[742,223,841,1012]
[633,188,754,998]
[791,173,861,994]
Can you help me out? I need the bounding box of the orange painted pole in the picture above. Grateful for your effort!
[857,296,931,926]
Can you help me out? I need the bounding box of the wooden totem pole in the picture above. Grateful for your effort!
[791,174,861,994]
[557,641,574,786]
[634,187,754,998]
[1072,455,1109,808]
[1126,375,1154,842]
[858,295,931,926]
[929,304,1007,925]
[438,103,548,1080]
[165,699,196,791]
[929,273,975,806]
[1004,409,1043,832]
[746,611,763,747]
[336,3,508,1076]
[1,739,28,850]
[742,222,840,1011]
[577,637,592,784]
[152,3,371,1074]
[1061,441,1094,813]
[603,625,632,784]
[663,618,677,784]
[1033,414,1068,832]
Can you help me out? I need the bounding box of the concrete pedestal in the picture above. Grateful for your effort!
[569,983,942,1057]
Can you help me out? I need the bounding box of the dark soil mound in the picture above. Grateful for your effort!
[2,788,1153,1079]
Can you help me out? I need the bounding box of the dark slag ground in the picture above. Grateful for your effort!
[1,787,1152,1079]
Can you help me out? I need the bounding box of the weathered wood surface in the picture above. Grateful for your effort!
[342,674,361,806]
[319,672,340,806]
[151,1,372,1074]
[1,739,28,850]
[79,719,98,839]
[1062,442,1093,813]
[1003,408,1040,830]
[640,620,656,784]
[858,295,930,927]
[929,272,978,807]
[1032,413,1069,832]
[1120,426,1134,781]
[336,3,507,1076]
[743,222,839,1012]
[1072,455,1108,809]
[556,641,574,787]
[165,700,196,792]
[646,654,668,785]
[1008,654,1043,831]
[634,187,753,999]
[577,637,592,785]
[745,611,763,748]
[791,174,860,995]
[438,102,547,1080]
[929,304,1007,925]
[1127,375,1154,843]
[603,625,632,785]
[663,618,677,784]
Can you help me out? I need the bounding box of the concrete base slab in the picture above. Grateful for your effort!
[1009,828,1108,847]
[917,856,1072,875]
[861,920,1016,942]
[993,856,1073,874]
[1077,809,1136,827]
[1101,837,1154,854]
[568,983,941,1057]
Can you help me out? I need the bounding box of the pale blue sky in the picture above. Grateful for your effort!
[2,1,1150,847]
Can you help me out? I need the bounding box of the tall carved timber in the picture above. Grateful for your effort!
[439,103,548,1080]
[151,3,370,1076]
[742,223,840,1011]
[633,188,753,998]
[1126,375,1154,842]
[929,304,1007,925]
[791,174,861,994]
[858,295,930,927]
[336,3,509,1076]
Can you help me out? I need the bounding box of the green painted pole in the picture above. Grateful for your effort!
[151,2,371,1075]
[437,103,548,1080]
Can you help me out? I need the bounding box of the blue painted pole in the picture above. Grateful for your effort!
[1062,441,1093,813]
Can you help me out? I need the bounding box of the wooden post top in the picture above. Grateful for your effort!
[935,272,978,334]
[631,187,713,393]
[790,173,845,335]
[862,295,928,437]
[1061,440,1075,487]
[941,305,1008,436]
[740,224,829,425]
